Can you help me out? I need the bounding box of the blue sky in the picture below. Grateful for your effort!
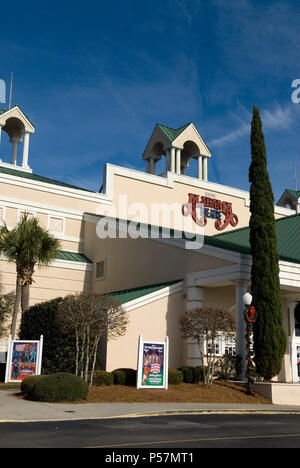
[0,0,299,202]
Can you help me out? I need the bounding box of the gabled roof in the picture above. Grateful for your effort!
[286,189,300,199]
[211,213,300,264]
[157,123,192,142]
[109,280,182,304]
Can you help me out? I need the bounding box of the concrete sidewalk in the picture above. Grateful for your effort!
[1,389,300,423]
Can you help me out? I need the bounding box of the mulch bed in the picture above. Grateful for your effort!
[86,381,271,404]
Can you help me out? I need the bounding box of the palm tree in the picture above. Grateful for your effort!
[0,213,60,339]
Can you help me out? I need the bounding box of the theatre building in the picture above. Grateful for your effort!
[0,105,300,402]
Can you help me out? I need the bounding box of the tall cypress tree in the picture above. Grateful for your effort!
[249,106,286,380]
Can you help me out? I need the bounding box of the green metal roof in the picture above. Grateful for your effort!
[109,280,182,305]
[286,189,300,199]
[56,250,92,264]
[157,123,191,142]
[212,213,300,264]
[0,165,94,193]
[86,212,300,265]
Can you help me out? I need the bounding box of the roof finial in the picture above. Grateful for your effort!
[8,72,13,110]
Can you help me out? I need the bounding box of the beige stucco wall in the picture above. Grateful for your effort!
[106,290,184,371]
[84,219,233,295]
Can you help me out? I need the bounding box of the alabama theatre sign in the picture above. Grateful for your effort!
[182,193,239,231]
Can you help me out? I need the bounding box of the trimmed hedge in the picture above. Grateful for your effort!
[21,375,46,395]
[168,369,183,385]
[112,368,137,386]
[28,372,89,402]
[92,370,114,386]
[178,366,206,384]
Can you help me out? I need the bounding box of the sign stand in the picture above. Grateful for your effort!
[137,334,169,389]
[5,335,44,383]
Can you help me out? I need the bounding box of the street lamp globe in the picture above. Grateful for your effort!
[243,292,253,306]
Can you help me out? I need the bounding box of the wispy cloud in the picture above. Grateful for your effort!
[208,103,294,148]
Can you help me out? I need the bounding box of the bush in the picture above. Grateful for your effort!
[92,370,114,386]
[21,375,46,395]
[0,363,6,383]
[178,367,193,383]
[178,366,206,384]
[168,369,183,385]
[19,298,77,375]
[112,368,137,386]
[28,372,89,402]
[215,354,242,380]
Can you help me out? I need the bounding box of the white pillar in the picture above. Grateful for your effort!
[0,125,2,145]
[170,148,175,173]
[185,285,204,367]
[198,156,203,180]
[146,159,150,173]
[10,136,21,165]
[22,132,30,168]
[203,157,208,181]
[175,148,181,174]
[149,158,155,175]
[166,149,171,172]
[235,280,248,380]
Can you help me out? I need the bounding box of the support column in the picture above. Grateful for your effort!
[22,132,30,169]
[10,136,21,165]
[185,285,204,367]
[235,280,248,380]
[146,159,150,173]
[149,158,155,175]
[175,148,181,174]
[203,157,208,181]
[198,156,203,180]
[170,147,176,173]
[166,149,171,172]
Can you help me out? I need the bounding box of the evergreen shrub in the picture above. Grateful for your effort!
[112,368,137,386]
[28,372,89,402]
[168,369,183,385]
[92,370,114,386]
[21,375,46,395]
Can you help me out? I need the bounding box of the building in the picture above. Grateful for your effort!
[0,105,300,399]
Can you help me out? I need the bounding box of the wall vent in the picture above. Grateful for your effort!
[96,260,105,279]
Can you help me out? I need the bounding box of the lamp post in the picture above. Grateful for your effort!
[243,293,258,396]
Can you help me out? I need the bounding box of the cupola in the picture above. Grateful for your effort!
[142,122,211,180]
[0,106,35,173]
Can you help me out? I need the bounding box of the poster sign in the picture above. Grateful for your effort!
[137,335,169,389]
[5,335,43,383]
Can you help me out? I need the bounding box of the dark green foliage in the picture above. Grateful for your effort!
[92,370,114,386]
[21,375,46,394]
[28,372,89,402]
[178,366,207,383]
[0,363,6,382]
[112,368,137,386]
[168,369,183,385]
[249,106,286,379]
[19,298,76,374]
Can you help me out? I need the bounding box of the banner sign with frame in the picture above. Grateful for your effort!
[137,335,169,389]
[5,335,43,383]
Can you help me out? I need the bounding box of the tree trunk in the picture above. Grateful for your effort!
[11,276,22,340]
[21,284,30,316]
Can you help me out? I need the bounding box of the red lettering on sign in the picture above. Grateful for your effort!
[182,193,239,231]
